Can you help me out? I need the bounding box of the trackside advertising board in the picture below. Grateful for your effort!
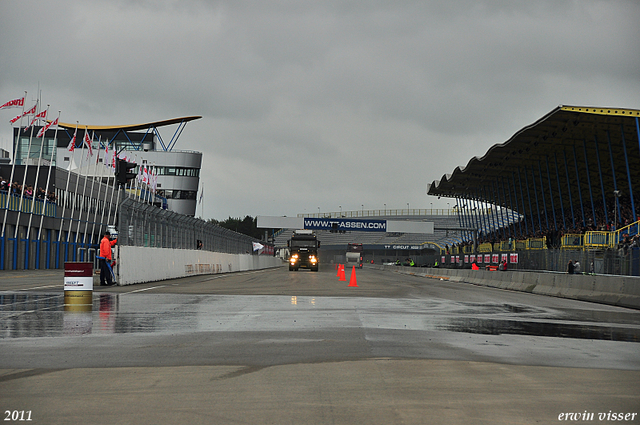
[304,218,387,232]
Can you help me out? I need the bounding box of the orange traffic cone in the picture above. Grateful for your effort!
[339,265,346,281]
[348,266,358,287]
[337,264,342,277]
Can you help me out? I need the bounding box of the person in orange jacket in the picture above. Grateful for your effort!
[99,231,118,286]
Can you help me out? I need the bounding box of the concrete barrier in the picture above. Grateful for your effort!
[378,265,640,310]
[117,246,284,285]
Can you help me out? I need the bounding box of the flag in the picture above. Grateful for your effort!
[67,127,78,151]
[150,167,157,192]
[252,242,264,252]
[37,117,58,138]
[83,128,93,158]
[104,143,113,170]
[25,109,47,132]
[95,137,102,164]
[10,103,37,124]
[142,165,149,185]
[198,188,203,204]
[0,96,25,110]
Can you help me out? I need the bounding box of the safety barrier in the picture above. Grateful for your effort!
[118,245,283,285]
[526,237,546,249]
[584,231,611,248]
[0,192,56,216]
[561,234,583,249]
[499,240,514,251]
[383,265,640,309]
[477,242,493,252]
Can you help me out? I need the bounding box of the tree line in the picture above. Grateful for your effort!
[207,216,263,239]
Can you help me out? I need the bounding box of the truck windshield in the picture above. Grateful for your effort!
[291,239,316,248]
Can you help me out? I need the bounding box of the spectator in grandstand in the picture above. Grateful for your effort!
[47,191,56,204]
[0,176,7,193]
[36,187,45,200]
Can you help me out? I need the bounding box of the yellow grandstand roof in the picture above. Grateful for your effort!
[427,105,640,216]
[55,116,202,131]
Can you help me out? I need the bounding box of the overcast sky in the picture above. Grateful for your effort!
[1,0,639,220]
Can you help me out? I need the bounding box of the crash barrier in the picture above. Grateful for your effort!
[380,264,640,310]
[117,245,283,285]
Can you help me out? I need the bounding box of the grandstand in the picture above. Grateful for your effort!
[427,105,640,275]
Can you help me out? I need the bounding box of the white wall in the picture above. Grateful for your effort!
[117,246,284,285]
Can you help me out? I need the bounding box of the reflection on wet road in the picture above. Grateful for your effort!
[2,292,639,342]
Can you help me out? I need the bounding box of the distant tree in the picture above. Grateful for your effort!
[208,215,261,239]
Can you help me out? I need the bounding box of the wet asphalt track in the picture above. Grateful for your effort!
[1,265,639,424]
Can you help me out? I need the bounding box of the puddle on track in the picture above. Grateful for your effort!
[1,292,639,342]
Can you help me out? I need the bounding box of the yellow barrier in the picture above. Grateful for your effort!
[477,242,493,253]
[515,240,527,250]
[527,237,546,250]
[499,240,516,251]
[561,234,583,249]
[584,231,612,248]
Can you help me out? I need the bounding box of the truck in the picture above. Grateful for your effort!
[345,243,363,268]
[288,230,320,271]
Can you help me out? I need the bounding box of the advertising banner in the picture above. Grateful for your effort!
[303,217,387,232]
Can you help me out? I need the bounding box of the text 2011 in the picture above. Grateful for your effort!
[4,411,32,421]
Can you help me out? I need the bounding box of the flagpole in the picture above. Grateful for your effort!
[58,122,78,243]
[26,105,49,246]
[38,110,61,241]
[87,136,103,243]
[97,137,111,235]
[1,91,27,239]
[14,99,40,242]
[75,130,94,254]
[105,144,118,227]
[68,127,88,244]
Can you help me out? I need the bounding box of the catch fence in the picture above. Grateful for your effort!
[117,197,259,254]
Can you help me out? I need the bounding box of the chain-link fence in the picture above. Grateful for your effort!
[118,197,258,254]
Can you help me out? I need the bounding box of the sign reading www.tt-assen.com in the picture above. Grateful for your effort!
[304,218,387,232]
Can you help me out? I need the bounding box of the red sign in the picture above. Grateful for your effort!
[64,262,93,277]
